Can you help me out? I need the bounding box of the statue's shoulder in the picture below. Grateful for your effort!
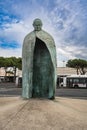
[36,30,55,47]
[24,31,35,42]
[39,30,54,41]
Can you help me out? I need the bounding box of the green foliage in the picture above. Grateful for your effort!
[0,57,22,82]
[16,57,22,70]
[0,57,22,69]
[0,57,6,67]
[66,59,87,75]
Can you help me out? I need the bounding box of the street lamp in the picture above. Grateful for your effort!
[63,60,65,67]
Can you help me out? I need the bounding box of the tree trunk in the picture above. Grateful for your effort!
[76,68,79,75]
[81,68,85,75]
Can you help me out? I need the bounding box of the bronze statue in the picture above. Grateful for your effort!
[22,18,57,99]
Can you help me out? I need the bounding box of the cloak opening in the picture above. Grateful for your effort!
[32,37,54,98]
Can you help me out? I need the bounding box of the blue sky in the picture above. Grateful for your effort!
[0,0,87,66]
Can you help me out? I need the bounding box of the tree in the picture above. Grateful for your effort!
[16,57,22,70]
[0,57,5,67]
[0,57,8,77]
[6,57,22,82]
[0,57,22,82]
[66,59,87,75]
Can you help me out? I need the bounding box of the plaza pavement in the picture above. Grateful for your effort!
[0,96,87,130]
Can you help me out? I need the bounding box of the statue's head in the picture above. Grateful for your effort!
[33,18,43,31]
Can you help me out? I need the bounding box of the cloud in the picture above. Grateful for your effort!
[0,0,87,67]
[0,21,29,44]
[50,0,87,65]
[55,0,87,46]
[0,48,21,57]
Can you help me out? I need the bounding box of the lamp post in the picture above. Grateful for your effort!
[63,60,65,67]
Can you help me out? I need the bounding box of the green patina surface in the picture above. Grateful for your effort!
[33,38,54,98]
[22,19,57,99]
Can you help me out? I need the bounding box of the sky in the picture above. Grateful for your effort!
[0,0,87,67]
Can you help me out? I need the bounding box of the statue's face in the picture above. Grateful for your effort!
[33,19,42,31]
[34,24,42,31]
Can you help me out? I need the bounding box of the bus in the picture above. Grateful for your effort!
[57,75,87,88]
[67,75,87,88]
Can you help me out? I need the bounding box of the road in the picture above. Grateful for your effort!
[0,83,87,99]
[0,83,21,97]
[56,88,87,99]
